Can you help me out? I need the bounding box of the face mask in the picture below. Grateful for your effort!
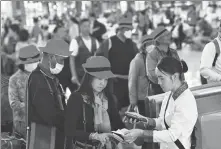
[50,63,64,74]
[124,30,132,39]
[49,56,64,74]
[24,62,38,72]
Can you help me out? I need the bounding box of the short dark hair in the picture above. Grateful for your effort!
[19,29,29,42]
[9,24,20,34]
[18,64,25,71]
[33,17,38,23]
[157,57,188,80]
[90,12,96,18]
[80,18,90,25]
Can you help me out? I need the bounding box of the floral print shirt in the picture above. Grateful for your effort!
[9,70,30,122]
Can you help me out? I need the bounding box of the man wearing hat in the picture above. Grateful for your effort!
[129,34,154,116]
[26,39,71,149]
[9,45,41,139]
[147,26,181,95]
[95,16,138,112]
[200,21,221,83]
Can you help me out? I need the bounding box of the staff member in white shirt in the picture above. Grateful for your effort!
[124,57,198,149]
[200,21,221,83]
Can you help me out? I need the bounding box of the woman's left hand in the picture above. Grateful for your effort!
[124,129,144,143]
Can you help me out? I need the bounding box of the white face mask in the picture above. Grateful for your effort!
[49,55,64,74]
[24,62,39,72]
[50,63,64,74]
[124,30,132,39]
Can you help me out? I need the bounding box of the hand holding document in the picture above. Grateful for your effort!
[111,128,130,143]
[124,112,148,123]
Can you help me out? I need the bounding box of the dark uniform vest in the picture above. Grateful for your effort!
[109,36,136,75]
[75,36,97,81]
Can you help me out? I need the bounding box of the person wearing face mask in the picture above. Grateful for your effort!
[128,34,154,116]
[95,16,138,113]
[52,25,77,93]
[147,26,182,95]
[200,21,221,83]
[26,39,72,149]
[8,45,41,140]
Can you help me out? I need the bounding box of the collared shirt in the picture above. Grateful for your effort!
[69,36,99,56]
[149,83,198,149]
[200,37,221,82]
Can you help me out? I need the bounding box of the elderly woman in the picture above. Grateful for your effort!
[124,57,198,149]
[8,45,41,138]
[65,56,125,149]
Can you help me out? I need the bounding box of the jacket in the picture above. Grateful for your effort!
[9,70,29,123]
[64,91,124,148]
[27,64,66,149]
[129,53,149,104]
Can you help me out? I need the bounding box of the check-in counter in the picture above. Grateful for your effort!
[145,82,221,149]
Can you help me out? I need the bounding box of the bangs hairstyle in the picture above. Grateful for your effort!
[157,57,188,80]
[19,29,29,42]
[76,72,112,103]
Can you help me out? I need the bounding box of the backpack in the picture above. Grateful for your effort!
[200,39,220,84]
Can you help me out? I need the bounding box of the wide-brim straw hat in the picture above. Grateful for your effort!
[82,56,115,79]
[16,45,42,65]
[141,34,153,47]
[39,39,72,57]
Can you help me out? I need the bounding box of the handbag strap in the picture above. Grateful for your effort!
[164,93,185,149]
[141,52,152,96]
[82,103,86,132]
[141,52,148,80]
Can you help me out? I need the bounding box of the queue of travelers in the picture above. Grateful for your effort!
[2,12,220,149]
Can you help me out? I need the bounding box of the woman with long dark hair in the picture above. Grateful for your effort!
[65,56,124,149]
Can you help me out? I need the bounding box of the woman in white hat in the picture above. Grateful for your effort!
[8,44,41,139]
[65,56,125,149]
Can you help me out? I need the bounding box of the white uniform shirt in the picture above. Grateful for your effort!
[153,88,198,149]
[200,37,221,82]
[69,37,99,57]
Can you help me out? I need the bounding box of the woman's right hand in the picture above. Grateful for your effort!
[91,133,112,146]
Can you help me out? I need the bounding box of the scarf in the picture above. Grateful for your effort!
[93,92,112,149]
